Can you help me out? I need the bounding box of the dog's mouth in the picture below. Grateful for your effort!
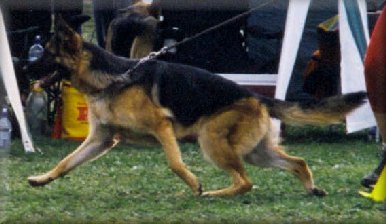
[39,72,63,88]
[24,54,69,88]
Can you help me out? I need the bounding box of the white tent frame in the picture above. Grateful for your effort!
[0,9,35,152]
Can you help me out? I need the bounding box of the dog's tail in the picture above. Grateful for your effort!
[256,91,367,125]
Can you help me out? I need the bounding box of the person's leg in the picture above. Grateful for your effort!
[93,0,111,47]
[362,6,386,188]
[361,113,386,188]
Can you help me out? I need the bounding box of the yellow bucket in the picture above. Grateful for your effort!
[61,81,89,140]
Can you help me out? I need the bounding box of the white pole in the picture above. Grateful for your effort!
[275,0,311,100]
[273,0,311,133]
[339,0,376,133]
[0,9,35,153]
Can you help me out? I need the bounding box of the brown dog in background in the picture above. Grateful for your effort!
[105,0,159,58]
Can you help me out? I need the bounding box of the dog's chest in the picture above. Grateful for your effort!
[88,97,141,128]
[88,98,115,125]
[87,87,169,133]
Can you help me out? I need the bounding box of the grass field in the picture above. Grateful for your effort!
[1,126,385,223]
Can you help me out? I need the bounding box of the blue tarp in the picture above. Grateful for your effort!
[343,0,367,61]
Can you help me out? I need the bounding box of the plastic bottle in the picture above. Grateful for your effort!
[26,84,47,137]
[28,35,44,62]
[0,107,12,152]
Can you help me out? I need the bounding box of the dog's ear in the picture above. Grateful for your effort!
[54,15,83,54]
[66,15,91,31]
[148,1,161,18]
[54,15,74,37]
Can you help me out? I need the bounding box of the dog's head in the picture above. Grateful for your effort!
[108,0,160,57]
[118,0,160,18]
[26,16,87,81]
[49,16,84,70]
[112,0,160,35]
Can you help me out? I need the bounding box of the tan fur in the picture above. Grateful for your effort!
[28,19,328,197]
[271,94,365,126]
[105,25,113,52]
[130,16,158,59]
[279,105,343,125]
[128,0,155,16]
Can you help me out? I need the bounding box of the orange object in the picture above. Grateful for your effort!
[365,6,386,113]
[51,104,62,139]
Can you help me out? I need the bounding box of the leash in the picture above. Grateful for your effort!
[122,0,275,77]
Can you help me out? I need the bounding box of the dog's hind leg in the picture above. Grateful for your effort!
[28,125,118,187]
[198,129,253,197]
[197,99,269,197]
[153,119,202,196]
[243,135,327,197]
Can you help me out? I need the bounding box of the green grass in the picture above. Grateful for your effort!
[0,126,385,223]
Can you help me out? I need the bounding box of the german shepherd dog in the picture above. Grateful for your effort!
[27,18,367,197]
[105,0,159,58]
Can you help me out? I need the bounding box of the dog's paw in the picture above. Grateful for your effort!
[197,183,203,196]
[27,175,53,187]
[311,187,327,197]
[200,191,212,197]
[193,183,203,196]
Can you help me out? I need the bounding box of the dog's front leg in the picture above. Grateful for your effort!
[153,120,202,196]
[28,126,117,186]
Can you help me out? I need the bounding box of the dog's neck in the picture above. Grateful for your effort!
[70,42,140,95]
[83,42,138,75]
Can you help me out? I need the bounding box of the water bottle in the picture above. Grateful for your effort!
[0,107,12,153]
[26,83,48,137]
[28,35,44,62]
